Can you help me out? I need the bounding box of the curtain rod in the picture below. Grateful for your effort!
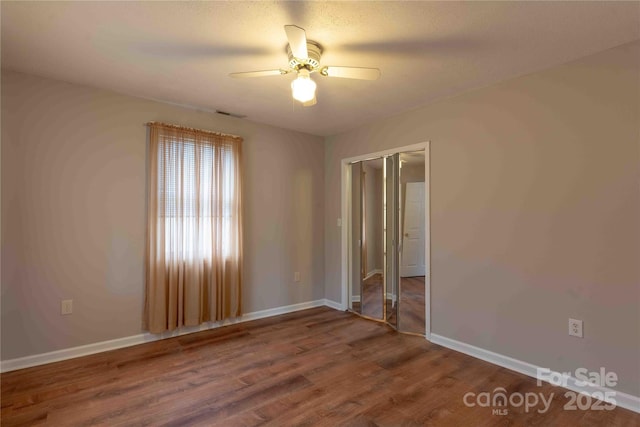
[145,121,242,140]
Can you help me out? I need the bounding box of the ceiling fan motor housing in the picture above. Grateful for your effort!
[287,41,322,70]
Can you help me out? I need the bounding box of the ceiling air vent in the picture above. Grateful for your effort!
[216,110,246,119]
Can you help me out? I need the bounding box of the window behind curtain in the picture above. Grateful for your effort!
[145,122,243,333]
[157,134,235,259]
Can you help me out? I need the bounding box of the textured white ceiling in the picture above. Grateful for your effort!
[2,1,639,136]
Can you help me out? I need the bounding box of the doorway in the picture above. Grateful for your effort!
[341,142,430,338]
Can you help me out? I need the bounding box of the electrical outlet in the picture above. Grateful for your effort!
[61,299,73,315]
[569,318,583,338]
[294,272,301,282]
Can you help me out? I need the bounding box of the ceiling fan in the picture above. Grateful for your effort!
[229,25,381,106]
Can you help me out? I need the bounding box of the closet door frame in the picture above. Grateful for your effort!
[340,141,431,340]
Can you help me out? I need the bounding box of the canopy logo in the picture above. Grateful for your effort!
[463,388,553,415]
[463,367,619,415]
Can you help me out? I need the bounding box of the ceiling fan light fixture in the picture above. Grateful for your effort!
[291,69,316,103]
[229,25,381,106]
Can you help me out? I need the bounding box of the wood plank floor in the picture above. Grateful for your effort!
[2,307,638,426]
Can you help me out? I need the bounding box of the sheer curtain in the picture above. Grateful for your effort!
[145,122,243,334]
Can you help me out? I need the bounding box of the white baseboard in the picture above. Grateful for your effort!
[430,333,640,414]
[238,299,327,323]
[323,298,345,311]
[1,299,340,373]
[363,269,383,281]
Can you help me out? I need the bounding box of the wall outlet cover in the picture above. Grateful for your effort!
[568,318,583,338]
[61,299,73,315]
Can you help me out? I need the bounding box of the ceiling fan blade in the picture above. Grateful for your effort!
[302,96,317,107]
[229,69,290,78]
[321,66,381,80]
[284,25,308,60]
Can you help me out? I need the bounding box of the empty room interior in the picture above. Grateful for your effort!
[1,2,639,425]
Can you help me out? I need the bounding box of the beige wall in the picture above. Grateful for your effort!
[324,41,640,396]
[1,71,325,360]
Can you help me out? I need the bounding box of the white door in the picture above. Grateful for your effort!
[401,182,426,277]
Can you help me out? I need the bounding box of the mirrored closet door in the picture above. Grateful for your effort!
[349,158,384,320]
[348,149,427,335]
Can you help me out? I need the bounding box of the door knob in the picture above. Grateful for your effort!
[404,233,409,237]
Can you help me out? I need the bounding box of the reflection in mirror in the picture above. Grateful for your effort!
[385,154,399,329]
[350,158,384,320]
[349,162,362,314]
[398,150,426,335]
